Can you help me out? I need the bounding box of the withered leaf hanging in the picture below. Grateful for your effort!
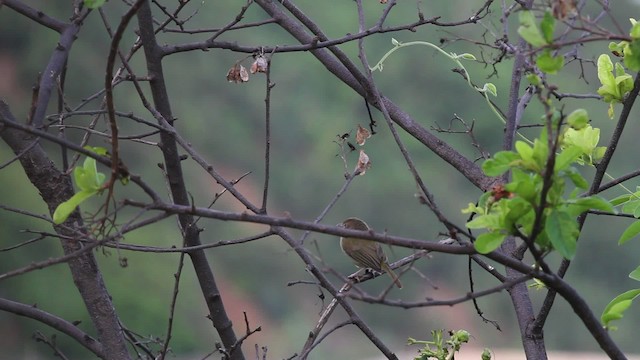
[356,124,371,146]
[356,149,371,175]
[250,55,268,74]
[226,63,249,83]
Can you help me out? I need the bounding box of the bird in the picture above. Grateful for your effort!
[338,217,402,288]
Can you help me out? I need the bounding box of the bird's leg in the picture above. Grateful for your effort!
[347,268,369,283]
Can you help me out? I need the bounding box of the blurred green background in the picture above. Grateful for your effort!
[2,1,640,359]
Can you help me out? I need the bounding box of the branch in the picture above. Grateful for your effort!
[135,2,245,358]
[122,200,476,255]
[345,274,531,308]
[0,101,131,359]
[534,73,640,332]
[251,0,494,190]
[592,74,640,188]
[0,297,104,358]
[2,0,67,32]
[103,0,146,211]
[272,228,398,360]
[354,0,461,234]
[484,251,626,359]
[0,109,161,202]
[28,11,87,128]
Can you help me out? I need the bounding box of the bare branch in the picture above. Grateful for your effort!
[0,297,104,357]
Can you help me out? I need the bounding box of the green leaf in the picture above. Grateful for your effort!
[609,41,627,54]
[629,266,640,281]
[619,221,640,245]
[52,190,98,224]
[74,157,104,192]
[603,300,632,325]
[545,209,578,259]
[540,11,555,44]
[622,199,640,215]
[566,109,589,130]
[563,125,601,163]
[630,18,640,38]
[572,196,614,212]
[466,213,501,230]
[566,196,614,218]
[611,189,640,207]
[73,166,92,192]
[477,191,493,209]
[459,53,477,61]
[554,145,582,171]
[592,146,607,164]
[608,103,615,119]
[615,68,634,95]
[531,138,549,172]
[84,145,108,156]
[527,73,541,86]
[610,193,633,207]
[623,39,640,72]
[474,232,506,254]
[482,151,520,177]
[597,54,619,103]
[601,289,640,329]
[483,83,497,97]
[536,49,564,74]
[518,10,547,47]
[564,168,588,189]
[515,141,533,161]
[84,0,106,9]
[508,168,540,200]
[462,202,481,215]
[504,197,533,228]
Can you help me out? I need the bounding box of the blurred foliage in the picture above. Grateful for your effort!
[2,1,640,359]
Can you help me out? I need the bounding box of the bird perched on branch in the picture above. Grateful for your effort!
[338,217,402,288]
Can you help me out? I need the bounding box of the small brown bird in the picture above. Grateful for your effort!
[338,217,402,288]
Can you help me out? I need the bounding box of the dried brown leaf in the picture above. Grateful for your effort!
[356,124,371,146]
[356,149,371,175]
[226,64,249,83]
[552,0,577,19]
[250,55,268,74]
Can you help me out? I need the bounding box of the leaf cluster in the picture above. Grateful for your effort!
[464,111,612,259]
[52,147,107,224]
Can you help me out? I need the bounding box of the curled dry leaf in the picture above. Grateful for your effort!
[226,63,249,83]
[356,149,371,175]
[490,183,512,201]
[250,55,268,74]
[356,124,371,146]
[552,0,577,19]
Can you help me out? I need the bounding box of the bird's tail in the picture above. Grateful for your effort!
[382,263,402,289]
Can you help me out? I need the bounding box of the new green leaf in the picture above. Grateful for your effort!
[474,231,506,254]
[629,266,640,281]
[566,109,589,130]
[518,10,547,47]
[482,151,520,176]
[537,49,564,74]
[540,11,555,44]
[601,289,640,329]
[618,221,640,245]
[53,190,97,224]
[545,209,578,259]
[84,0,106,9]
